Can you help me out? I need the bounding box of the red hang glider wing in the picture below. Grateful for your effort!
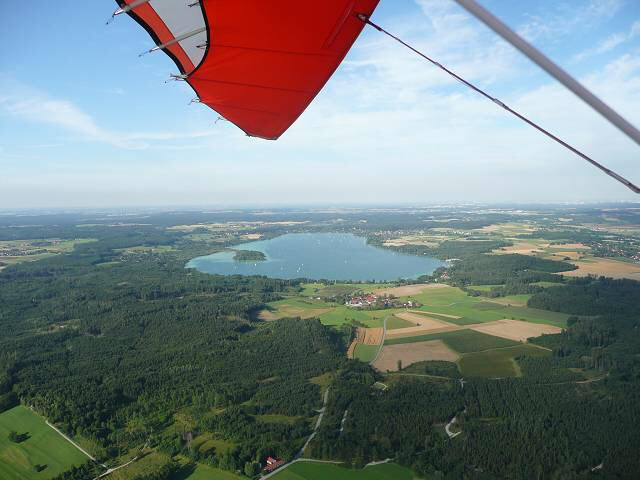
[117,0,380,140]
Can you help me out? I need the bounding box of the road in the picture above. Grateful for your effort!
[445,415,461,439]
[445,407,466,439]
[369,315,388,365]
[262,388,331,479]
[93,456,139,480]
[45,420,106,467]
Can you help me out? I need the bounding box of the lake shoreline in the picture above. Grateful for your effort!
[187,233,444,281]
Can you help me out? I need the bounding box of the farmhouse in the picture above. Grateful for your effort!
[263,456,285,473]
[346,294,378,307]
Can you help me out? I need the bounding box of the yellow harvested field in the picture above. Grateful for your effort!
[385,325,461,339]
[347,339,357,359]
[560,258,640,280]
[373,283,448,297]
[469,319,562,342]
[258,310,279,321]
[372,340,460,372]
[357,327,384,345]
[496,242,547,255]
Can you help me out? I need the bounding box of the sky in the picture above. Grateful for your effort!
[1,0,640,208]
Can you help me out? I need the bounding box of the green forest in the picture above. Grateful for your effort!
[1,210,640,479]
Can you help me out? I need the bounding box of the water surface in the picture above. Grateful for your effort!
[187,233,444,281]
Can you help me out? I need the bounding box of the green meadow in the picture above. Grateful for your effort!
[173,461,245,480]
[271,461,420,480]
[354,344,379,363]
[385,329,519,353]
[409,286,568,327]
[458,345,550,378]
[0,406,89,480]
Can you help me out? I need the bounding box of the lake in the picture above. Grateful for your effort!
[187,233,444,281]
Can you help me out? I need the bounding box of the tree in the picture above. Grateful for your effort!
[244,461,260,477]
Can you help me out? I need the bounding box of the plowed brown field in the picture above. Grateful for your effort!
[373,340,460,372]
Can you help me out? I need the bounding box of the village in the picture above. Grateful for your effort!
[345,292,420,309]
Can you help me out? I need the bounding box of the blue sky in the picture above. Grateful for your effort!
[1,0,639,207]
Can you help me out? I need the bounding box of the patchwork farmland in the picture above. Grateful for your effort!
[260,282,574,379]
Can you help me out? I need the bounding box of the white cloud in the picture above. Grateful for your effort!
[574,20,640,61]
[518,0,624,42]
[0,82,214,150]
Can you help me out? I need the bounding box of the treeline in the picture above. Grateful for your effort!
[442,253,574,285]
[528,277,640,316]
[370,238,509,260]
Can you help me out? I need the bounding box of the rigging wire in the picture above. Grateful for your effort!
[454,0,640,148]
[357,14,640,194]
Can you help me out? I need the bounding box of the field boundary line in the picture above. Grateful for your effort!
[93,456,139,480]
[369,316,388,365]
[44,419,107,468]
[365,458,393,467]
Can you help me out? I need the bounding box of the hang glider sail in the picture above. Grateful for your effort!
[113,0,638,192]
[114,0,379,139]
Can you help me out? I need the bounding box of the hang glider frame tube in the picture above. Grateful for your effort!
[140,27,206,57]
[358,14,640,194]
[454,0,640,148]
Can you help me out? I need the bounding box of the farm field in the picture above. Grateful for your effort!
[385,312,460,339]
[299,283,386,297]
[485,294,531,306]
[559,256,640,280]
[373,340,459,372]
[257,298,334,321]
[317,307,387,328]
[372,283,448,297]
[172,459,246,480]
[354,344,379,363]
[0,238,96,270]
[468,319,562,342]
[0,406,89,480]
[498,306,569,327]
[458,344,550,378]
[411,287,524,324]
[270,461,420,480]
[385,329,519,352]
[110,452,174,480]
[191,434,235,455]
[263,284,568,332]
[385,315,416,330]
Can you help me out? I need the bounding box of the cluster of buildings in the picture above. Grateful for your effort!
[345,293,380,307]
[263,456,285,473]
[345,293,419,309]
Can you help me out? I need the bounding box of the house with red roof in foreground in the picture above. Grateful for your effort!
[263,456,285,473]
